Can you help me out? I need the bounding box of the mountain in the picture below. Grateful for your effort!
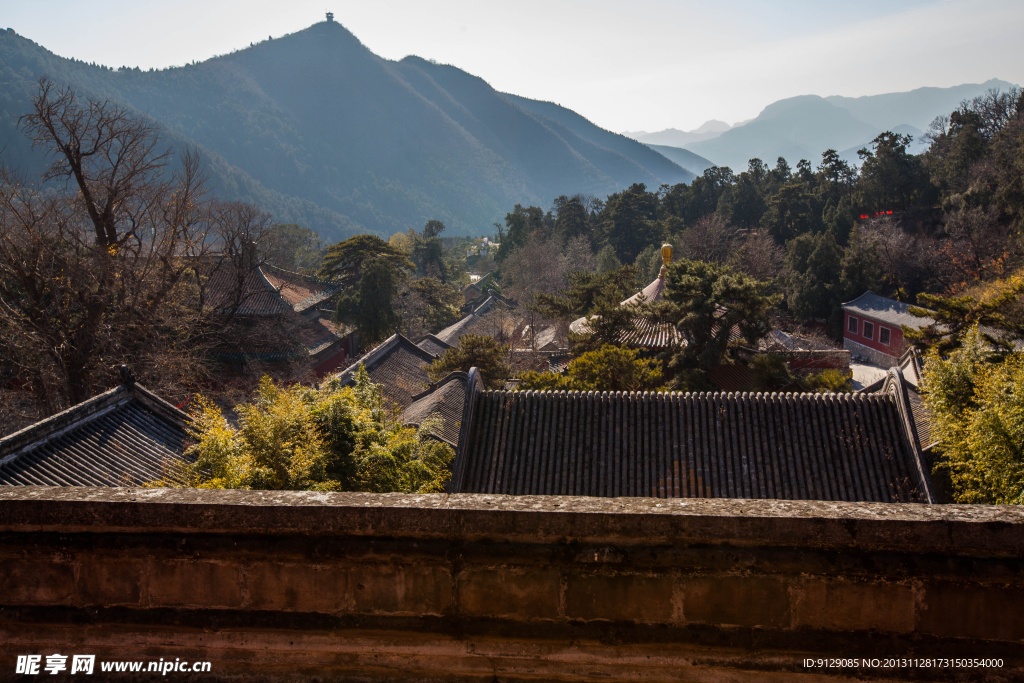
[624,120,732,147]
[687,95,880,172]
[684,80,1018,172]
[503,94,695,186]
[0,23,691,240]
[825,79,1017,131]
[644,145,715,176]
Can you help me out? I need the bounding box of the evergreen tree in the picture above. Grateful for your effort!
[785,231,843,326]
[320,235,414,288]
[838,226,881,301]
[661,259,779,370]
[595,183,660,263]
[333,257,403,345]
[518,345,662,392]
[427,334,511,389]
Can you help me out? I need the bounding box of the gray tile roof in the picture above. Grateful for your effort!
[335,334,437,410]
[842,291,935,329]
[436,311,493,346]
[0,383,190,486]
[401,372,468,446]
[453,377,932,503]
[416,334,452,357]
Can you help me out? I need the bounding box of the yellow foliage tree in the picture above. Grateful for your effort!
[924,326,1024,504]
[155,366,453,493]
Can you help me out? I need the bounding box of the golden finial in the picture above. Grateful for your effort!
[659,243,673,278]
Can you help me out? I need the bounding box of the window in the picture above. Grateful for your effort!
[879,327,891,345]
[848,316,858,334]
[863,322,874,340]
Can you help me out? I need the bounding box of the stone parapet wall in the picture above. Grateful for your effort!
[0,488,1022,682]
[845,337,900,368]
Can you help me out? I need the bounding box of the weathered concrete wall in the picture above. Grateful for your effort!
[0,487,1022,682]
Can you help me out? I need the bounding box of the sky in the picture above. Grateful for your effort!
[4,0,1023,134]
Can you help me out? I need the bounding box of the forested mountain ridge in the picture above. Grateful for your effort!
[0,22,691,240]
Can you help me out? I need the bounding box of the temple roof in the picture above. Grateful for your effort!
[0,383,190,486]
[841,291,935,329]
[453,371,933,504]
[261,265,341,313]
[401,372,469,446]
[335,334,437,409]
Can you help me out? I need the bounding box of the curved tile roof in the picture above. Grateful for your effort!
[335,334,436,409]
[261,264,341,313]
[456,387,931,503]
[401,373,468,446]
[0,383,190,486]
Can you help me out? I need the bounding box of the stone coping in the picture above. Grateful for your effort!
[1,487,1022,557]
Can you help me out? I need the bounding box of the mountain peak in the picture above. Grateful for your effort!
[693,120,731,134]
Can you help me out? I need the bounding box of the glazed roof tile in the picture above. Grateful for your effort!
[416,334,452,357]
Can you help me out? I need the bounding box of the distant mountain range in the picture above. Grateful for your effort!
[0,22,692,241]
[633,79,1017,172]
[624,120,734,148]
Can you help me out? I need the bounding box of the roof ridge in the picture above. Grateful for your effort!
[0,384,131,464]
[263,262,341,287]
[334,332,437,382]
[409,370,469,401]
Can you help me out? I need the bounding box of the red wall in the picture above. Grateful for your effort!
[844,311,904,357]
[847,313,905,358]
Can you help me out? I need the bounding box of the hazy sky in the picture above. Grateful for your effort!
[5,0,1022,133]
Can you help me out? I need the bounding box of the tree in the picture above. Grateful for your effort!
[729,232,784,284]
[858,132,930,212]
[427,334,511,389]
[397,277,462,337]
[532,265,640,321]
[837,225,881,301]
[333,257,403,345]
[661,259,779,370]
[320,234,414,289]
[905,277,1024,355]
[412,219,451,282]
[0,79,270,412]
[785,231,843,326]
[596,245,622,274]
[553,194,591,244]
[518,345,662,392]
[164,369,454,493]
[923,326,1024,504]
[762,182,818,243]
[495,204,545,262]
[595,183,660,263]
[263,224,323,273]
[677,214,738,264]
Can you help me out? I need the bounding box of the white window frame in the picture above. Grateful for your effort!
[863,321,874,340]
[879,326,891,346]
[848,316,858,334]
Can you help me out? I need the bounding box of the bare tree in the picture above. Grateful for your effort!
[0,79,272,420]
[677,214,739,264]
[729,232,785,282]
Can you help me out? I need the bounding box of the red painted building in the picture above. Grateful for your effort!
[841,291,933,367]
